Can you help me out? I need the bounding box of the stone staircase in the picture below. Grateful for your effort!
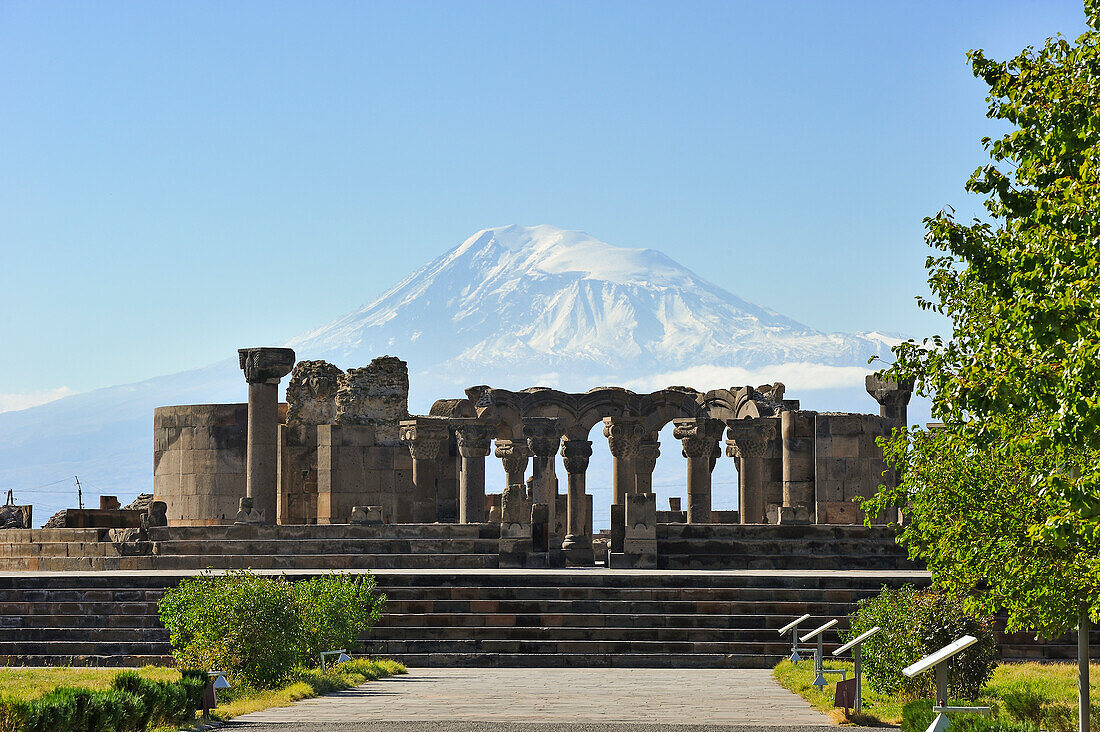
[656,524,921,570]
[0,524,501,571]
[2,570,1094,668]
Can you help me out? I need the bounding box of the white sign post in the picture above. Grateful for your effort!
[778,613,812,662]
[831,626,880,713]
[902,635,990,732]
[801,619,843,689]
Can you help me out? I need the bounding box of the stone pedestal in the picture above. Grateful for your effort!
[610,492,657,568]
[673,419,724,524]
[399,417,450,523]
[454,421,496,524]
[725,419,777,524]
[561,439,594,566]
[238,347,296,525]
[498,483,532,568]
[603,417,644,507]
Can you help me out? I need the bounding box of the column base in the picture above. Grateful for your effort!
[777,506,813,524]
[562,534,594,567]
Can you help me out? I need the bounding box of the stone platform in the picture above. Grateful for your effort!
[1,568,1095,669]
[0,523,918,572]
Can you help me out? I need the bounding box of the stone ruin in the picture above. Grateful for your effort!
[143,348,915,566]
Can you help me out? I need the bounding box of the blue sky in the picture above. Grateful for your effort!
[0,0,1091,406]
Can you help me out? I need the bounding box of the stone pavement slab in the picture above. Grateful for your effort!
[231,668,838,727]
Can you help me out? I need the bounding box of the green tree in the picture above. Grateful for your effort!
[869,4,1100,728]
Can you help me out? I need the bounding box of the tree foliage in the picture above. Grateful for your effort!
[871,1,1100,637]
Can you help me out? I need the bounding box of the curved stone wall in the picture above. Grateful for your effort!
[153,404,247,526]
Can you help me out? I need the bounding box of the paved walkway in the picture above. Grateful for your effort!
[229,668,843,729]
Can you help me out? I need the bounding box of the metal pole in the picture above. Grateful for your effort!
[854,646,862,713]
[1081,605,1090,732]
[936,662,948,708]
[817,634,824,676]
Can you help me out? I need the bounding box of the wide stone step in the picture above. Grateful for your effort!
[654,539,907,556]
[363,638,796,655]
[655,524,901,541]
[153,538,500,555]
[382,598,863,615]
[379,585,877,603]
[377,652,780,669]
[0,627,169,642]
[148,523,500,541]
[656,555,918,571]
[149,553,499,570]
[375,612,850,630]
[0,640,171,656]
[1,614,165,630]
[369,625,813,642]
[0,654,174,668]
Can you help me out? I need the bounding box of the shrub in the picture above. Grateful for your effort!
[0,671,203,732]
[158,571,302,688]
[849,585,997,700]
[158,570,387,688]
[293,573,385,667]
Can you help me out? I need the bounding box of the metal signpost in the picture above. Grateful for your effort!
[800,619,844,689]
[778,613,812,662]
[831,625,880,713]
[902,635,990,732]
[320,649,351,673]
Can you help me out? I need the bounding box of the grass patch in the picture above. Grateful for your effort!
[210,658,407,721]
[775,659,1100,727]
[0,666,180,702]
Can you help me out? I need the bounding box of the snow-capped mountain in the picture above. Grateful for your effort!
[0,225,902,520]
[289,225,888,399]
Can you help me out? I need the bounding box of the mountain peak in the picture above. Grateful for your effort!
[450,224,689,288]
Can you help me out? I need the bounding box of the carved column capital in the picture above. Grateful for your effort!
[561,439,594,475]
[495,439,532,475]
[724,419,776,459]
[634,437,661,474]
[865,374,915,407]
[602,416,645,459]
[453,420,497,458]
[238,347,296,385]
[523,418,562,458]
[673,418,724,460]
[399,417,450,461]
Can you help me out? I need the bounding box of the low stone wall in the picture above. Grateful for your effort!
[153,404,248,526]
[814,413,895,524]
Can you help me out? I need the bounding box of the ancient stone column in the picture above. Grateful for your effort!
[238,347,296,525]
[726,419,777,524]
[780,410,816,524]
[399,417,450,523]
[673,418,724,524]
[454,421,497,524]
[603,416,644,507]
[561,439,594,566]
[523,418,562,540]
[634,436,660,496]
[494,439,531,492]
[865,375,914,427]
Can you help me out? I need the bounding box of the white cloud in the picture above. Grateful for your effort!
[0,387,77,414]
[622,363,870,393]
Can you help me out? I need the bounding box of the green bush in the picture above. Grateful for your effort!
[158,570,386,688]
[294,574,385,666]
[0,672,204,732]
[849,585,997,700]
[158,570,301,688]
